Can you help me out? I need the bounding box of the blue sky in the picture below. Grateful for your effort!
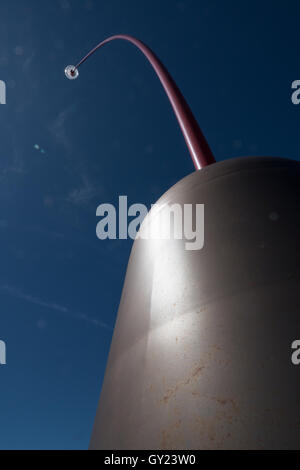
[0,0,299,449]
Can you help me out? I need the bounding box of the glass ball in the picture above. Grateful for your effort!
[64,65,79,80]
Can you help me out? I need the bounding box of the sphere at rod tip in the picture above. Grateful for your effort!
[65,65,79,80]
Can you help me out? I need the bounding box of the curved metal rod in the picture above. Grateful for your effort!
[72,34,215,170]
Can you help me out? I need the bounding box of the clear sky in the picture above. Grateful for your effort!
[0,0,299,449]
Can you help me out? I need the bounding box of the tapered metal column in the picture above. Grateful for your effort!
[90,156,300,449]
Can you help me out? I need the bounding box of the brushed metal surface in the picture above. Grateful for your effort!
[90,156,300,449]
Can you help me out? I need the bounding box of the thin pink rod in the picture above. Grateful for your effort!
[74,34,215,170]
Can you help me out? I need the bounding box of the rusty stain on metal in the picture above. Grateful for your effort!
[211,397,238,411]
[161,365,205,404]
